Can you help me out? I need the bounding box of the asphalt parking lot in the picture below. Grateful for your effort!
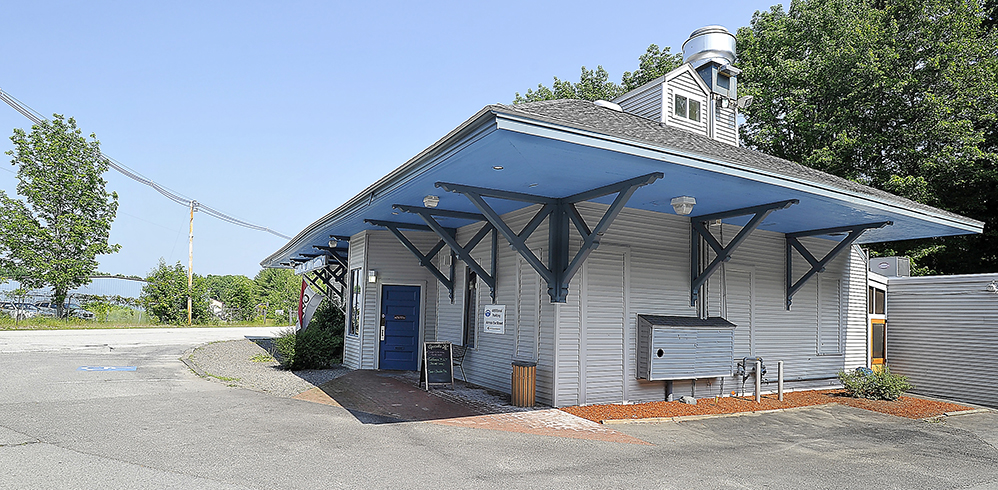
[1,328,997,489]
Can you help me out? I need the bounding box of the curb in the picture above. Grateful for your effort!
[944,408,994,417]
[179,346,208,378]
[921,408,995,422]
[600,403,839,425]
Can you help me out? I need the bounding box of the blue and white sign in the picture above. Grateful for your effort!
[483,304,505,334]
[77,366,137,372]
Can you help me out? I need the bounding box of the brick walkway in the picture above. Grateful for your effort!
[293,370,648,445]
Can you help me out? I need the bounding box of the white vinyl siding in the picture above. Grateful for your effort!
[883,274,998,408]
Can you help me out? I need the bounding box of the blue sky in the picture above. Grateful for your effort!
[0,1,780,278]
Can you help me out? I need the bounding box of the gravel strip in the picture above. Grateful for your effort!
[184,339,539,413]
[184,339,349,397]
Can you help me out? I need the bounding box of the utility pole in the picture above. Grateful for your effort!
[188,200,196,325]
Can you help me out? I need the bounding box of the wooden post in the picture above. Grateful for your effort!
[188,200,195,326]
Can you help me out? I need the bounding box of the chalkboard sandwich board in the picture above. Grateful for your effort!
[421,342,454,390]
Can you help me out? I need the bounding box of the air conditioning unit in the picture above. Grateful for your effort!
[637,315,736,381]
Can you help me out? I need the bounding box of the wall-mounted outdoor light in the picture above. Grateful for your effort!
[671,196,697,216]
[367,270,378,283]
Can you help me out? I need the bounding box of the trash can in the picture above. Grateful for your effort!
[511,360,536,407]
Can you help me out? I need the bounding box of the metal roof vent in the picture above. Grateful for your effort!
[682,25,736,69]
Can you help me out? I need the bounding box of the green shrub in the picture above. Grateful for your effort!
[272,326,343,370]
[838,366,914,401]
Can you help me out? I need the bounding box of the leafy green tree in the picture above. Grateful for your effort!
[621,44,685,91]
[253,267,300,323]
[514,45,683,104]
[140,259,210,324]
[0,115,120,315]
[204,274,255,320]
[736,0,998,274]
[308,294,345,332]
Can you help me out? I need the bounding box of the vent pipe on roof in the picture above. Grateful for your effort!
[593,99,622,112]
[682,25,736,69]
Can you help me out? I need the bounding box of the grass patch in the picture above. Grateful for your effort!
[250,353,275,363]
[207,373,240,382]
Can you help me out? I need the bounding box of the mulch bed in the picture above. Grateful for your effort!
[561,390,974,423]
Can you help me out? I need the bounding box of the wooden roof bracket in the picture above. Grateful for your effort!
[364,219,460,301]
[690,199,799,307]
[785,221,892,310]
[437,172,663,303]
[393,205,498,303]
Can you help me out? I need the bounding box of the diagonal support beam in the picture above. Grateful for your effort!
[365,219,457,298]
[394,204,498,301]
[690,200,798,306]
[785,221,891,309]
[438,172,662,302]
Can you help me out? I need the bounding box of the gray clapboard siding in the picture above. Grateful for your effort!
[361,230,439,370]
[713,104,738,146]
[614,80,663,121]
[665,71,708,135]
[566,205,859,404]
[581,249,627,405]
[515,257,539,362]
[885,274,998,408]
[844,246,870,370]
[342,232,367,369]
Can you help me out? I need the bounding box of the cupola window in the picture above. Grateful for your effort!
[674,94,701,122]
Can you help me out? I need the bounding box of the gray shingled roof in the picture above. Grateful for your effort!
[493,99,974,225]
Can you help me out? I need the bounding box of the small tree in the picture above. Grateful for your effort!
[140,259,210,324]
[204,274,256,321]
[0,115,120,316]
[253,268,300,322]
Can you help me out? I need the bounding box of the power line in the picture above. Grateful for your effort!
[0,87,291,240]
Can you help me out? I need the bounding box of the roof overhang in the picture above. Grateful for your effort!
[262,105,983,268]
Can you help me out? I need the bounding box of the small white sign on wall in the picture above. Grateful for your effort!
[483,304,505,334]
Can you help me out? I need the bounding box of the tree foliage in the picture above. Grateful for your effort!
[253,267,300,321]
[140,259,210,324]
[204,274,256,320]
[0,115,120,314]
[737,0,998,274]
[514,45,683,104]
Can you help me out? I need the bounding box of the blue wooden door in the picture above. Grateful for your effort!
[379,285,420,371]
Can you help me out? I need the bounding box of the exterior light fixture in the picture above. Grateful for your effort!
[492,165,504,170]
[671,196,696,216]
[423,195,439,208]
[367,270,378,283]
